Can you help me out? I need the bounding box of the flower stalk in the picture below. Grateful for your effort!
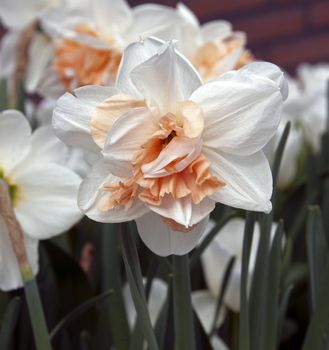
[0,179,52,350]
[172,254,196,350]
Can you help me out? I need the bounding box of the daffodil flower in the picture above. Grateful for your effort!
[53,37,287,256]
[0,110,82,291]
[177,4,253,81]
[14,0,195,98]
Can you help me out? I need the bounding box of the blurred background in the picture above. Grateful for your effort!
[129,0,329,74]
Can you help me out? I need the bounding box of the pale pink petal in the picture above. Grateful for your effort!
[136,211,209,256]
[78,160,149,223]
[103,107,160,178]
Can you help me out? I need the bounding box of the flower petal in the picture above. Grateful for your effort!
[201,20,232,42]
[53,85,118,153]
[149,195,215,228]
[0,0,48,29]
[191,290,226,334]
[135,211,209,256]
[191,69,283,156]
[91,0,132,35]
[0,30,20,78]
[0,215,39,291]
[78,160,149,223]
[25,32,54,94]
[130,41,202,113]
[203,148,272,213]
[0,110,31,173]
[116,37,164,98]
[13,163,82,239]
[239,61,288,100]
[103,107,160,178]
[125,4,178,42]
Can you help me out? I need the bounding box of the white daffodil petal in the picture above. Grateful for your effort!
[25,32,54,93]
[204,148,273,213]
[191,71,282,156]
[131,42,202,113]
[149,195,215,228]
[91,0,132,35]
[53,86,118,153]
[136,211,209,256]
[0,216,39,291]
[0,30,20,78]
[116,37,164,98]
[103,107,160,178]
[191,290,226,334]
[201,20,232,42]
[13,163,82,239]
[0,110,31,173]
[125,4,178,43]
[142,136,202,178]
[78,160,149,223]
[0,0,48,29]
[239,61,288,100]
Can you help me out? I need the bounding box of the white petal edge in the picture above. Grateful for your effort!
[78,160,149,223]
[136,211,209,256]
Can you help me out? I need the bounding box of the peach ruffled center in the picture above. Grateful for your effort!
[54,24,122,90]
[98,102,225,231]
[193,35,253,80]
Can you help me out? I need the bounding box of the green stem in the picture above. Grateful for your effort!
[102,224,130,350]
[172,254,196,350]
[23,277,52,350]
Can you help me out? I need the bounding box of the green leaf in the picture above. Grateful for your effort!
[302,260,329,350]
[120,223,159,350]
[0,297,21,349]
[249,214,272,350]
[0,79,7,111]
[101,224,130,350]
[277,284,294,346]
[172,254,196,350]
[190,210,237,269]
[50,289,113,340]
[238,212,255,350]
[306,206,328,311]
[272,121,291,199]
[210,256,235,336]
[24,278,52,350]
[262,221,284,350]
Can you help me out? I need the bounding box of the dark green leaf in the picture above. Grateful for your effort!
[0,297,21,349]
[50,289,113,340]
[306,206,328,310]
[238,212,255,350]
[173,254,196,350]
[120,223,159,350]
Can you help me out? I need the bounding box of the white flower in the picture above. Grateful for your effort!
[297,64,329,151]
[177,4,253,81]
[0,110,82,291]
[20,0,195,98]
[199,218,277,313]
[53,37,286,256]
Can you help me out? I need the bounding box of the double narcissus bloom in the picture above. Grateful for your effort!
[53,37,287,256]
[0,110,82,290]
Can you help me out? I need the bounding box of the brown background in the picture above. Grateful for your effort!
[129,0,329,74]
